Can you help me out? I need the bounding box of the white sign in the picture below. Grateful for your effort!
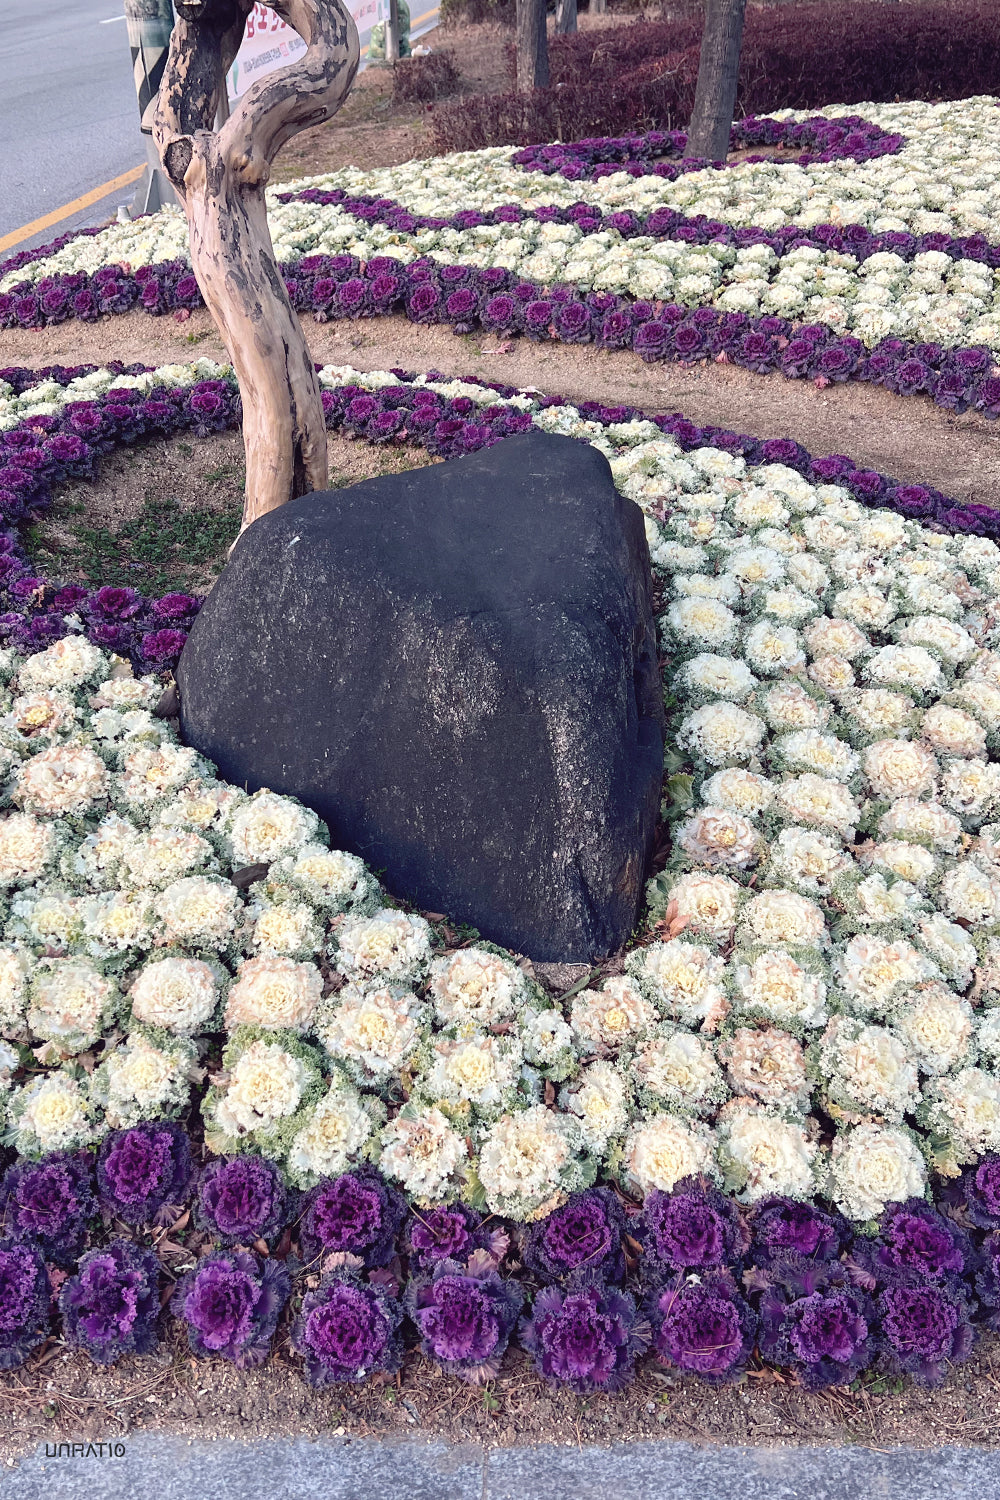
[227,1,384,102]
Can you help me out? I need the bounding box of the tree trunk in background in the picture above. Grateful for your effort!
[555,0,577,35]
[516,0,549,92]
[153,0,359,533]
[685,0,747,160]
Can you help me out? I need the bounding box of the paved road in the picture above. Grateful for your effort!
[4,1434,1000,1500]
[0,0,142,252]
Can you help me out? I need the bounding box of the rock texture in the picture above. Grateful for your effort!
[176,430,664,961]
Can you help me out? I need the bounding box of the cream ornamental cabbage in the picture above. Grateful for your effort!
[155,875,240,945]
[94,1031,194,1129]
[15,637,105,692]
[379,1106,468,1200]
[224,955,323,1032]
[214,1039,313,1136]
[16,744,107,817]
[700,767,775,818]
[830,1123,927,1219]
[227,791,319,865]
[717,1106,818,1201]
[287,1079,376,1186]
[658,873,741,941]
[632,1029,724,1110]
[27,958,116,1054]
[428,947,526,1027]
[8,1070,100,1155]
[0,814,56,886]
[776,775,860,839]
[676,807,759,868]
[130,956,219,1034]
[622,1114,716,1196]
[476,1106,581,1219]
[318,983,422,1080]
[423,1032,522,1116]
[739,890,827,949]
[721,1025,808,1107]
[863,739,938,800]
[678,703,766,766]
[733,949,828,1029]
[570,976,657,1051]
[768,826,853,893]
[629,939,729,1029]
[895,985,973,1075]
[561,1061,630,1151]
[334,908,431,981]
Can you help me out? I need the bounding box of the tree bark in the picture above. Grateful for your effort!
[516,0,549,92]
[554,0,577,35]
[153,0,359,532]
[685,0,747,161]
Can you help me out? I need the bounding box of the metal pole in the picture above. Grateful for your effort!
[124,0,178,215]
[385,0,400,63]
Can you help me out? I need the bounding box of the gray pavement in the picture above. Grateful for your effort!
[2,1433,1000,1500]
[0,0,142,253]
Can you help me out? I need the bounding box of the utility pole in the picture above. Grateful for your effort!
[385,0,401,62]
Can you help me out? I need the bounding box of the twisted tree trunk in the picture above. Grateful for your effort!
[153,0,359,532]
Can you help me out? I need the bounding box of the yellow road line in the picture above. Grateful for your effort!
[0,164,145,255]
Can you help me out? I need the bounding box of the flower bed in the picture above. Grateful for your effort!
[2,357,999,673]
[5,99,1000,411]
[1,362,1000,1393]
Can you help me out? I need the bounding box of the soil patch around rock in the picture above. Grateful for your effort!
[29,431,437,596]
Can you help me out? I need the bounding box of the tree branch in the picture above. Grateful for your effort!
[219,0,359,181]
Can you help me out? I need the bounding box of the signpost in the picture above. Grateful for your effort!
[124,0,177,214]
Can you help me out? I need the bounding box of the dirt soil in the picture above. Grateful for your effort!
[29,429,436,595]
[4,309,999,511]
[2,1324,999,1462]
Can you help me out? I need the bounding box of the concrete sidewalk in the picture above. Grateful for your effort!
[5,1433,1000,1500]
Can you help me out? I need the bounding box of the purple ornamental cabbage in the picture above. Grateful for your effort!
[877,1276,975,1387]
[857,1199,970,1282]
[518,1275,649,1394]
[637,1179,749,1274]
[97,1122,192,1225]
[196,1155,294,1246]
[973,1232,1000,1329]
[646,1271,757,1384]
[521,1188,627,1284]
[949,1154,1000,1230]
[299,1168,407,1268]
[60,1239,161,1365]
[291,1271,403,1385]
[753,1259,874,1390]
[0,1239,50,1368]
[406,1255,524,1381]
[404,1203,495,1271]
[173,1250,292,1367]
[0,1151,97,1265]
[750,1196,850,1263]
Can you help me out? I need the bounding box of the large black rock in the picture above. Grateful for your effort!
[176,430,664,961]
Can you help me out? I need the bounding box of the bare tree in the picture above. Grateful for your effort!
[153,0,359,532]
[685,0,747,161]
[516,0,549,91]
[554,0,577,36]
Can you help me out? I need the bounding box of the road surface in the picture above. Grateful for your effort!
[0,0,141,254]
